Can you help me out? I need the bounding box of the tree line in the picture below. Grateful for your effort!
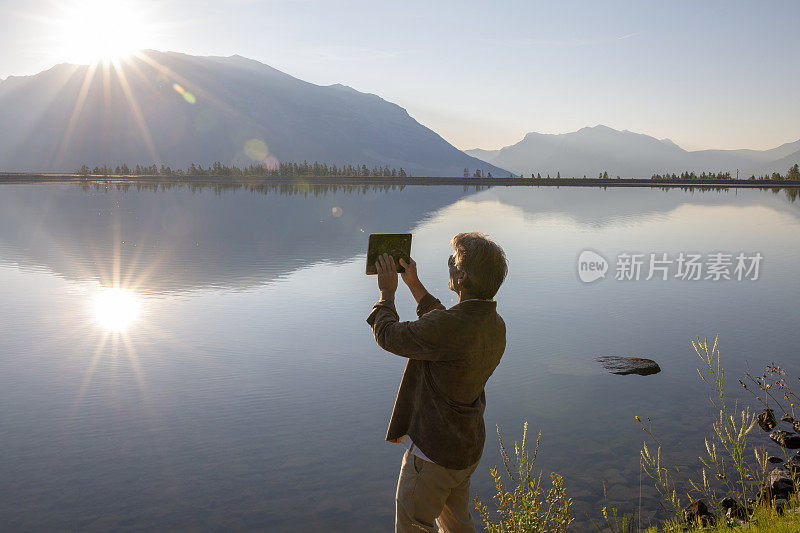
[77,161,410,178]
[651,164,800,181]
[463,169,496,177]
[524,172,612,178]
[75,162,800,181]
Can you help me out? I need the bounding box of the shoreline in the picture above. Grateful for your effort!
[1,173,799,188]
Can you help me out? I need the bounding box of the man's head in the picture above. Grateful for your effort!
[448,232,507,300]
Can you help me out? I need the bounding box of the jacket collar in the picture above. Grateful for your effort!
[451,299,497,310]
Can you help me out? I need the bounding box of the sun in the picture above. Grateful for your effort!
[52,0,156,64]
[93,287,142,332]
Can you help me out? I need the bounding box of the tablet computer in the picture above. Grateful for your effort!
[366,233,412,274]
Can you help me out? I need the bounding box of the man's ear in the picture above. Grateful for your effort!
[458,271,468,285]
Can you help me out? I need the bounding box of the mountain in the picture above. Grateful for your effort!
[758,148,800,175]
[466,125,800,178]
[463,148,500,162]
[0,51,509,177]
[762,139,800,160]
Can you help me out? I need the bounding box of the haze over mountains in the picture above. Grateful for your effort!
[0,50,508,177]
[467,125,800,179]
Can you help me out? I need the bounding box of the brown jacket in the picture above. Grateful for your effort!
[366,292,506,470]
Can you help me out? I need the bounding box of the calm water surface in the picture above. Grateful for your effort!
[0,183,798,531]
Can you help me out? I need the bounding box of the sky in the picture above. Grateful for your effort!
[0,0,798,152]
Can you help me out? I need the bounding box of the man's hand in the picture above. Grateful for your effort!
[375,253,398,300]
[398,257,419,287]
[399,257,429,305]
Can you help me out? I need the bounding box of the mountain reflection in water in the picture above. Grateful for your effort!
[0,182,485,294]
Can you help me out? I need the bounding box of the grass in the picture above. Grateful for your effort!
[645,503,800,532]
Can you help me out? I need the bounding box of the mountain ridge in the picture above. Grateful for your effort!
[466,125,800,178]
[0,50,509,177]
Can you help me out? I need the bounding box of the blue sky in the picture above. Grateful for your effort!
[1,0,798,151]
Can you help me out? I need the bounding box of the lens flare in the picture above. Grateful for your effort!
[244,139,269,161]
[262,155,279,170]
[172,83,197,104]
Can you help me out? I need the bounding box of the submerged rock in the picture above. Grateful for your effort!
[758,409,777,431]
[782,415,795,423]
[768,455,784,464]
[596,356,661,376]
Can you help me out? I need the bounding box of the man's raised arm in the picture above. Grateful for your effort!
[365,254,448,359]
[398,257,445,316]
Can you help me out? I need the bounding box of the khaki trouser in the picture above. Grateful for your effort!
[395,448,480,533]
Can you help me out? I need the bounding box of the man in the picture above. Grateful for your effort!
[366,232,508,533]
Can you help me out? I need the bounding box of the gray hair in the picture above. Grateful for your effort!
[450,232,508,299]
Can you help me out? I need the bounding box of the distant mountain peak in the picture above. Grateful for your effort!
[220,53,267,66]
[468,124,795,178]
[659,138,680,148]
[329,83,360,93]
[576,124,617,134]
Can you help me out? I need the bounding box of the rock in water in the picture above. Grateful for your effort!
[758,409,777,431]
[720,497,749,519]
[769,430,800,449]
[768,456,784,464]
[682,500,713,526]
[720,496,737,510]
[596,356,661,376]
[767,467,794,495]
[786,455,800,472]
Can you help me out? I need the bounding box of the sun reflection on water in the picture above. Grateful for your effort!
[92,287,142,331]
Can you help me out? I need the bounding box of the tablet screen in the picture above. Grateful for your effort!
[366,233,412,274]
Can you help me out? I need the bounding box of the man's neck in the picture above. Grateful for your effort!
[458,292,480,303]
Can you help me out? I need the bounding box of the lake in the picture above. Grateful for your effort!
[1,182,798,531]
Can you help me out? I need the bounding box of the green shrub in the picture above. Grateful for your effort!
[473,422,573,532]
